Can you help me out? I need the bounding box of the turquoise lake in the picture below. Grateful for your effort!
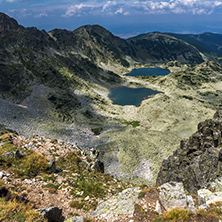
[108,87,161,107]
[125,67,170,77]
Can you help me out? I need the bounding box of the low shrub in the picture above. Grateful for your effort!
[70,200,84,209]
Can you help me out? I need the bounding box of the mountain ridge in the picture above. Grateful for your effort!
[0,11,222,186]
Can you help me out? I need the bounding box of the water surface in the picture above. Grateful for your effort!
[125,67,170,77]
[108,87,161,107]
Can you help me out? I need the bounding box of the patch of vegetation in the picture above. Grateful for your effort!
[154,208,191,222]
[0,141,48,178]
[44,183,59,194]
[138,191,146,199]
[91,127,103,135]
[70,198,98,212]
[70,200,85,209]
[75,176,105,198]
[0,198,46,222]
[124,120,140,127]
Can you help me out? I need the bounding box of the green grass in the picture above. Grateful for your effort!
[124,121,140,127]
[75,176,105,198]
[0,198,46,222]
[0,142,48,178]
[154,208,191,222]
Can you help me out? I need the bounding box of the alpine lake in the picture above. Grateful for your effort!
[108,67,170,106]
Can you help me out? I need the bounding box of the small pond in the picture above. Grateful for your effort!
[108,87,162,107]
[125,67,170,77]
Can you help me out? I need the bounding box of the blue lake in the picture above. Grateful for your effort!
[108,87,162,107]
[125,67,170,77]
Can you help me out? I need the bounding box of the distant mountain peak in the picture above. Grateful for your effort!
[0,12,23,32]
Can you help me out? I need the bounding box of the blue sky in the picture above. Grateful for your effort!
[1,0,222,38]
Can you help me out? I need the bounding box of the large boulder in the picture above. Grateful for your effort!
[91,187,141,219]
[158,182,196,212]
[156,108,222,194]
[198,188,222,207]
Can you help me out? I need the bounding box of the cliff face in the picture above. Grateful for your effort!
[156,108,222,194]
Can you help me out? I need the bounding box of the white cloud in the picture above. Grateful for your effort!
[63,3,95,17]
[5,0,222,19]
[35,11,48,18]
[102,1,117,12]
[115,8,123,14]
[126,0,222,15]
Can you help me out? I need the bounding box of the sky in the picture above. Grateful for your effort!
[1,0,222,38]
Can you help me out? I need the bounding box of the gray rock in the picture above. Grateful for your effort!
[210,178,222,192]
[155,200,162,215]
[27,142,36,149]
[65,216,83,222]
[92,187,141,218]
[198,204,209,210]
[198,189,212,205]
[158,182,188,211]
[24,179,33,184]
[198,189,222,207]
[0,172,3,179]
[39,206,64,222]
[187,195,196,212]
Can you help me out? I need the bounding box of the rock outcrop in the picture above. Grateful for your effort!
[158,182,196,212]
[91,187,141,219]
[156,108,222,194]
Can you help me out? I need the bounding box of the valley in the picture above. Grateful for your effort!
[1,12,222,186]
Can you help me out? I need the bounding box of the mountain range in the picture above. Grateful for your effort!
[1,12,222,184]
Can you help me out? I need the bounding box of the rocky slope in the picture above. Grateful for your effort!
[166,32,222,58]
[0,12,221,186]
[2,129,222,222]
[157,108,222,194]
[127,32,204,64]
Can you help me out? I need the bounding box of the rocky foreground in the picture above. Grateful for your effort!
[1,109,222,221]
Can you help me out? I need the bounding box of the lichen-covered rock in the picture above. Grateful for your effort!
[155,200,162,215]
[198,189,222,206]
[91,187,141,218]
[210,178,222,192]
[156,108,222,194]
[187,195,196,212]
[158,182,195,211]
[198,189,213,206]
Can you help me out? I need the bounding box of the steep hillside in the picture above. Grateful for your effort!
[49,25,131,69]
[126,32,204,64]
[166,32,222,58]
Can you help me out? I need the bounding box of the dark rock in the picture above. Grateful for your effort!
[47,160,57,173]
[39,206,64,222]
[47,160,62,173]
[94,160,104,173]
[156,108,222,194]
